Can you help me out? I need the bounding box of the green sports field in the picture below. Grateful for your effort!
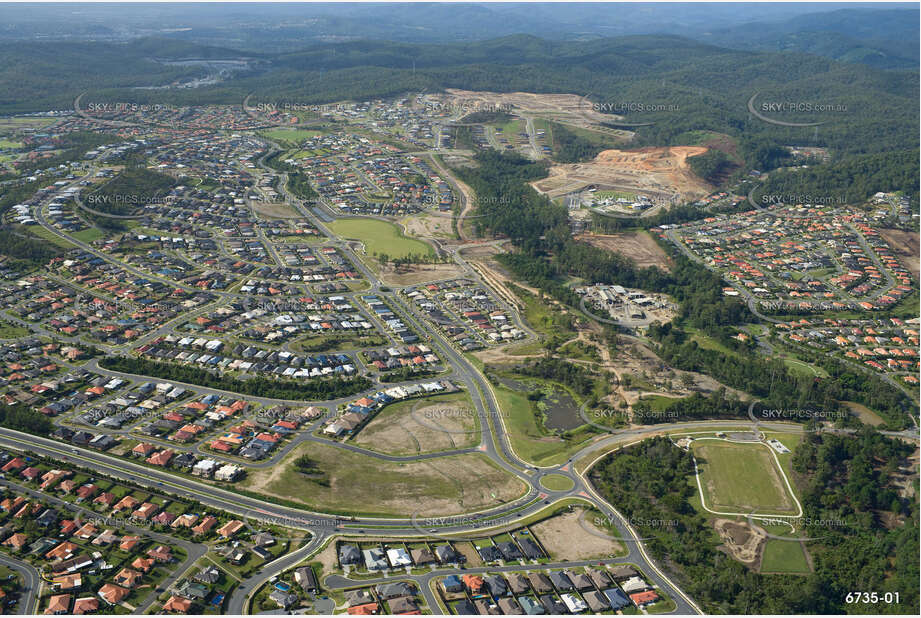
[693,440,799,515]
[326,217,434,260]
[260,128,323,145]
[760,537,811,574]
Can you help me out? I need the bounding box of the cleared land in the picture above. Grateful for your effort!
[0,321,29,338]
[251,201,299,219]
[713,518,765,567]
[878,228,920,280]
[240,442,526,517]
[326,217,434,260]
[433,89,618,127]
[842,400,886,427]
[532,146,713,204]
[531,509,624,560]
[378,261,465,286]
[352,392,480,455]
[575,230,672,272]
[402,211,455,240]
[781,357,830,378]
[693,440,798,515]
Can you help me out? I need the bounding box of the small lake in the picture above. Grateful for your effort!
[496,375,583,431]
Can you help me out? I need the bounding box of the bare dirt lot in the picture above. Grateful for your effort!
[878,228,920,280]
[531,509,624,560]
[378,261,465,286]
[531,146,713,204]
[434,89,631,136]
[353,396,479,455]
[575,230,673,272]
[714,518,765,567]
[401,211,455,241]
[250,201,300,219]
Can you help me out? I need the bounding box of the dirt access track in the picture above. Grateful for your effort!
[531,146,713,204]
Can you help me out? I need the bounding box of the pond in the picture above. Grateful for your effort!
[539,387,583,431]
[497,375,584,431]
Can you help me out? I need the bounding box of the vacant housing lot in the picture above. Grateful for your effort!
[241,442,527,517]
[576,230,672,271]
[878,227,920,279]
[353,392,479,455]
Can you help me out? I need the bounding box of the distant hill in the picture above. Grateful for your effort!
[698,8,919,69]
[0,33,916,196]
[0,2,891,49]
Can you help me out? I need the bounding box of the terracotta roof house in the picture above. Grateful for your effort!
[93,492,115,507]
[132,443,157,457]
[462,574,485,594]
[347,603,379,615]
[192,515,217,535]
[146,449,174,466]
[217,519,245,538]
[3,532,28,550]
[46,541,79,561]
[44,594,71,615]
[162,596,193,613]
[21,466,41,480]
[131,557,155,573]
[98,583,129,605]
[72,597,99,615]
[113,567,143,588]
[59,520,78,537]
[132,502,159,520]
[152,511,177,526]
[119,536,141,552]
[148,545,172,562]
[112,496,140,513]
[630,590,660,606]
[51,574,82,591]
[1,457,26,472]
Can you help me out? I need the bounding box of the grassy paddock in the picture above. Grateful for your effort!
[326,217,434,260]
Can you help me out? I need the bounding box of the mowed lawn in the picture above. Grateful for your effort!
[327,217,434,260]
[760,538,811,574]
[693,441,798,515]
